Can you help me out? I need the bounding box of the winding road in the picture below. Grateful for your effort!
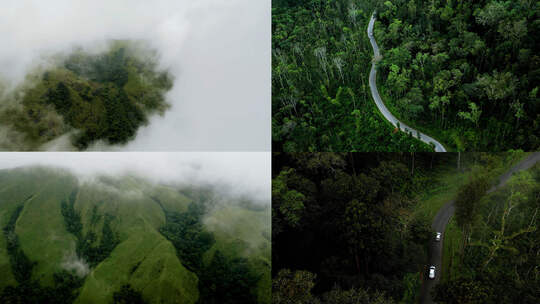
[367,13,446,152]
[419,152,540,303]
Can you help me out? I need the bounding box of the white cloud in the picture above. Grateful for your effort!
[0,152,271,201]
[0,0,270,151]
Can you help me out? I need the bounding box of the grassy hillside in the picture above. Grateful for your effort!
[0,167,270,303]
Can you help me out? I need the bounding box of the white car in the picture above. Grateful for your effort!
[435,232,441,241]
[429,266,436,279]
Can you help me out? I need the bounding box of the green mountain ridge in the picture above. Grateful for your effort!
[0,167,270,304]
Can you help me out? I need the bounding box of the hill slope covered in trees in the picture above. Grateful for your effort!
[0,167,270,304]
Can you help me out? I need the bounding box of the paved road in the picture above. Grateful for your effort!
[419,152,540,303]
[367,14,446,152]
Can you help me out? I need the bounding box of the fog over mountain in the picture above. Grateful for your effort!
[0,152,270,201]
[0,0,270,151]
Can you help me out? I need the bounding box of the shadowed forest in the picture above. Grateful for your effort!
[272,152,539,303]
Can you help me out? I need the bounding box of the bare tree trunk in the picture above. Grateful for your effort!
[457,152,461,171]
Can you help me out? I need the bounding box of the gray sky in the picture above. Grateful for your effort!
[0,0,270,151]
[0,152,270,201]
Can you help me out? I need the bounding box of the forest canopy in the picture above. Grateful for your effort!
[272,0,434,152]
[273,0,540,151]
[374,0,540,150]
[0,40,173,150]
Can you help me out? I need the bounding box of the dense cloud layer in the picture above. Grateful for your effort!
[0,152,271,201]
[0,0,270,151]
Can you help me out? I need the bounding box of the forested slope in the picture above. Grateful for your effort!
[272,0,433,152]
[0,167,270,304]
[375,0,540,151]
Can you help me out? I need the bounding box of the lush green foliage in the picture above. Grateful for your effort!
[3,204,35,283]
[0,271,84,304]
[61,186,120,268]
[0,41,173,150]
[158,201,215,272]
[272,269,395,304]
[157,197,260,304]
[75,215,119,268]
[435,162,540,303]
[454,172,490,250]
[60,188,82,237]
[375,0,540,150]
[272,0,433,151]
[199,250,259,304]
[1,198,84,304]
[112,285,147,304]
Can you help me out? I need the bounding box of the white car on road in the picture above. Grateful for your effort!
[435,232,441,241]
[429,266,436,279]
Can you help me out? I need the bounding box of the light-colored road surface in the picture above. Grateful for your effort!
[419,152,540,303]
[367,14,446,152]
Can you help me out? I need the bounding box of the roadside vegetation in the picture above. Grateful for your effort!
[435,161,539,303]
[272,152,535,303]
[272,0,433,152]
[273,0,539,151]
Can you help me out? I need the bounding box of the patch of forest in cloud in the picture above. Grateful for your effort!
[0,40,173,150]
[0,0,270,151]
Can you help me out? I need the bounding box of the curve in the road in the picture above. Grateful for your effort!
[419,152,540,303]
[367,13,447,152]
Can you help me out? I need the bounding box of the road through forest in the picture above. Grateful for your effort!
[367,13,447,152]
[419,152,540,303]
